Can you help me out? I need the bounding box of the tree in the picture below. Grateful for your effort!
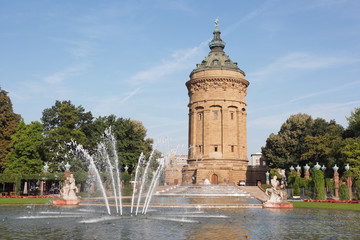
[41,100,93,173]
[342,138,360,180]
[0,88,21,170]
[346,107,360,138]
[262,113,345,171]
[90,115,153,174]
[262,113,313,168]
[4,120,44,174]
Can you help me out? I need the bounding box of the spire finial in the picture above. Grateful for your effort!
[215,18,219,30]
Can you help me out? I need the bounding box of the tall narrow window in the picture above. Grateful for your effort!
[214,145,218,152]
[214,111,218,119]
[198,113,202,120]
[199,145,202,153]
[231,145,234,152]
[230,112,234,120]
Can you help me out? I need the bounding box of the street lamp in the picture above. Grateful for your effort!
[314,162,321,170]
[345,163,350,171]
[65,162,71,171]
[124,165,129,172]
[265,171,270,184]
[304,164,310,172]
[290,166,294,171]
[43,163,49,173]
[321,165,326,172]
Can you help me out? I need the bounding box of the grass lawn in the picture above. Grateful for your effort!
[0,198,53,205]
[290,201,360,211]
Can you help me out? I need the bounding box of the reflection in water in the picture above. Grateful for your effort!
[0,206,359,239]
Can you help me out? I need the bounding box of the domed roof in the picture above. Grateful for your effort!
[191,20,245,76]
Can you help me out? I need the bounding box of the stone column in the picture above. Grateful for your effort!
[334,172,339,198]
[304,164,310,179]
[346,176,352,200]
[64,170,71,178]
[40,181,44,196]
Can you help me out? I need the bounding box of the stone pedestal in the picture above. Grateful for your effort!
[64,170,71,178]
[304,171,310,179]
[262,202,293,209]
[296,171,301,177]
[53,199,80,205]
[334,172,339,198]
[40,180,44,196]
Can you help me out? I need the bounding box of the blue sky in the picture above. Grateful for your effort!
[1,0,360,159]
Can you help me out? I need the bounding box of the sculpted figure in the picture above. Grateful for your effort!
[265,176,287,203]
[60,174,79,200]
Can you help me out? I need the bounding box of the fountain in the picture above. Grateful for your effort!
[3,131,359,239]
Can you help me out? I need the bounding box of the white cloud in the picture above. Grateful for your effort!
[43,64,87,84]
[249,52,358,82]
[119,87,141,104]
[91,87,142,116]
[290,80,360,102]
[128,41,208,85]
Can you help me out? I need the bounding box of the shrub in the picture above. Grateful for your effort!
[293,176,300,196]
[312,169,325,200]
[287,170,297,187]
[354,180,360,200]
[325,178,335,196]
[339,184,350,200]
[300,177,312,197]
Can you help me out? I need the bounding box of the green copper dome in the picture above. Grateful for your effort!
[191,21,245,76]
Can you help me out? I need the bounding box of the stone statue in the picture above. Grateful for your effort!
[60,174,79,200]
[215,18,219,29]
[204,179,211,185]
[265,176,288,203]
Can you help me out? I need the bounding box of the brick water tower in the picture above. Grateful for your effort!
[182,20,250,185]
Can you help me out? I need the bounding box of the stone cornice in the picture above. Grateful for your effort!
[188,99,247,108]
[186,77,249,95]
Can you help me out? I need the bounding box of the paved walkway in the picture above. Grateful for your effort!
[237,186,268,203]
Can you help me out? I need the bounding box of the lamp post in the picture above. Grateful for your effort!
[64,162,71,178]
[314,162,321,170]
[345,163,352,200]
[295,165,301,177]
[265,171,270,185]
[290,166,294,172]
[40,163,49,196]
[333,164,339,198]
[304,164,310,179]
[124,165,129,173]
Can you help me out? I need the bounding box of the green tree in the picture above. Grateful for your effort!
[262,113,345,171]
[342,138,360,180]
[346,107,360,138]
[4,120,44,174]
[90,115,153,174]
[262,113,313,168]
[41,100,93,172]
[0,88,21,170]
[339,184,350,200]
